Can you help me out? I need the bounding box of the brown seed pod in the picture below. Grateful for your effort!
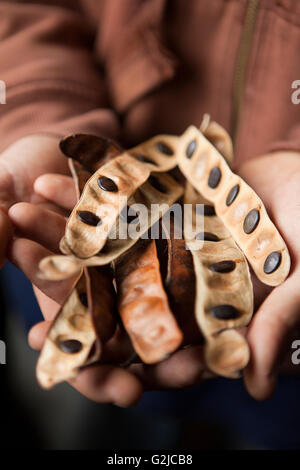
[200,114,234,167]
[60,134,122,172]
[184,183,253,378]
[160,217,201,345]
[40,172,184,280]
[177,126,290,286]
[114,238,183,364]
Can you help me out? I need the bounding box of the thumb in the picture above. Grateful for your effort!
[244,271,300,400]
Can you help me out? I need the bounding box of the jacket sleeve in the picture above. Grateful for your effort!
[269,125,300,154]
[0,1,120,152]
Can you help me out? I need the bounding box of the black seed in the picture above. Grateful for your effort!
[59,339,82,354]
[148,175,167,193]
[136,154,154,165]
[77,211,102,226]
[156,141,174,156]
[196,232,220,242]
[264,251,282,274]
[120,205,139,224]
[208,167,221,188]
[186,140,197,159]
[97,176,118,192]
[226,184,240,206]
[243,209,260,234]
[79,292,88,307]
[209,260,236,273]
[210,305,240,320]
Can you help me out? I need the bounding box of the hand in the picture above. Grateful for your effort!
[0,134,72,267]
[8,172,211,406]
[237,151,300,400]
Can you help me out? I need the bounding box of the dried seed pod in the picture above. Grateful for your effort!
[37,159,116,388]
[129,134,179,172]
[62,154,151,258]
[184,184,253,378]
[160,218,201,345]
[200,114,233,167]
[36,270,100,388]
[60,134,121,172]
[177,126,290,286]
[40,172,184,280]
[115,238,183,364]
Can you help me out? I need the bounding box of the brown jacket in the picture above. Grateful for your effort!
[0,0,299,165]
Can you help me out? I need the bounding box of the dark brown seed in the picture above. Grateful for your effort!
[120,206,139,224]
[209,260,236,273]
[136,154,154,165]
[196,232,220,242]
[97,176,118,192]
[77,211,102,226]
[208,167,221,188]
[264,251,282,274]
[59,339,82,354]
[226,184,240,206]
[148,175,167,193]
[79,292,88,307]
[156,142,174,156]
[186,140,197,159]
[243,209,260,234]
[209,305,240,320]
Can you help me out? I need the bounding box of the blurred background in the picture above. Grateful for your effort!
[1,262,300,450]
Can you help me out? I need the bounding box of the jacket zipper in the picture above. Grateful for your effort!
[232,0,260,143]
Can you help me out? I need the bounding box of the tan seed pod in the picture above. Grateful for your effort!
[37,270,100,388]
[62,154,151,259]
[114,238,183,364]
[129,134,179,172]
[200,114,234,167]
[40,172,184,280]
[177,126,290,286]
[184,183,253,378]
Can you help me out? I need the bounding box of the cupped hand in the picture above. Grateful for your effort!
[237,151,300,400]
[8,172,210,406]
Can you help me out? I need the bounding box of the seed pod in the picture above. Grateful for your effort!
[129,135,179,172]
[60,134,121,172]
[37,159,116,388]
[177,126,290,286]
[36,270,101,388]
[40,172,184,280]
[184,184,253,378]
[115,238,183,364]
[200,114,233,166]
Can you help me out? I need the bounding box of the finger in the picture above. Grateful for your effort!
[28,320,52,350]
[33,285,61,320]
[9,203,66,253]
[0,211,13,267]
[129,345,213,390]
[34,174,76,210]
[244,272,300,400]
[7,238,76,304]
[70,364,143,407]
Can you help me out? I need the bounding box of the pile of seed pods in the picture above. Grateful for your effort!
[37,116,290,388]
